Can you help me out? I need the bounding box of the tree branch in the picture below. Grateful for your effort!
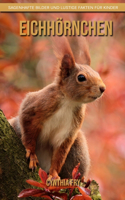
[0,110,41,200]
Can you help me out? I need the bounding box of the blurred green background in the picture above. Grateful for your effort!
[0,1,125,200]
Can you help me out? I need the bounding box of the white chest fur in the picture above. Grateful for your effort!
[39,99,78,148]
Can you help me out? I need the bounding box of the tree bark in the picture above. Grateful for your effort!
[0,110,41,200]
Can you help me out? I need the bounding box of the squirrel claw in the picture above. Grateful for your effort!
[47,175,52,181]
[47,174,60,181]
[25,149,39,170]
[31,166,37,172]
[29,154,39,171]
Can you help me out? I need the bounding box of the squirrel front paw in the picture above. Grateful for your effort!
[48,168,60,180]
[47,174,60,181]
[26,149,39,171]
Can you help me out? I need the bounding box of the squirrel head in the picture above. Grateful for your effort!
[53,36,106,104]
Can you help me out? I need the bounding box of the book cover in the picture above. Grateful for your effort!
[0,1,125,200]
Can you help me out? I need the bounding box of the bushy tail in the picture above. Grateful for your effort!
[9,116,21,138]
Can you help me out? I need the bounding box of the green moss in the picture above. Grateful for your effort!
[0,110,41,200]
[89,180,102,200]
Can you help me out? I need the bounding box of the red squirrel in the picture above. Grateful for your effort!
[9,36,106,180]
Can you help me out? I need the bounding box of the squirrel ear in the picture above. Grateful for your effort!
[60,54,75,79]
[52,36,75,79]
[68,36,91,66]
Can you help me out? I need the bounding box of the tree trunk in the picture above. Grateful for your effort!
[0,110,41,200]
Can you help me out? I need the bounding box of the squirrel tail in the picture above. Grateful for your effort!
[9,116,21,138]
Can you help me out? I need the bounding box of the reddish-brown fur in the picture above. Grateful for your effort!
[9,36,105,179]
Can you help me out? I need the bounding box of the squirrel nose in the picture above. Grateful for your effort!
[100,86,105,93]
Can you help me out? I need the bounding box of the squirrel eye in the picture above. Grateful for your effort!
[77,74,86,82]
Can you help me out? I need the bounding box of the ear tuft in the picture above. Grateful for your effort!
[68,36,91,66]
[52,36,75,63]
[60,54,75,79]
